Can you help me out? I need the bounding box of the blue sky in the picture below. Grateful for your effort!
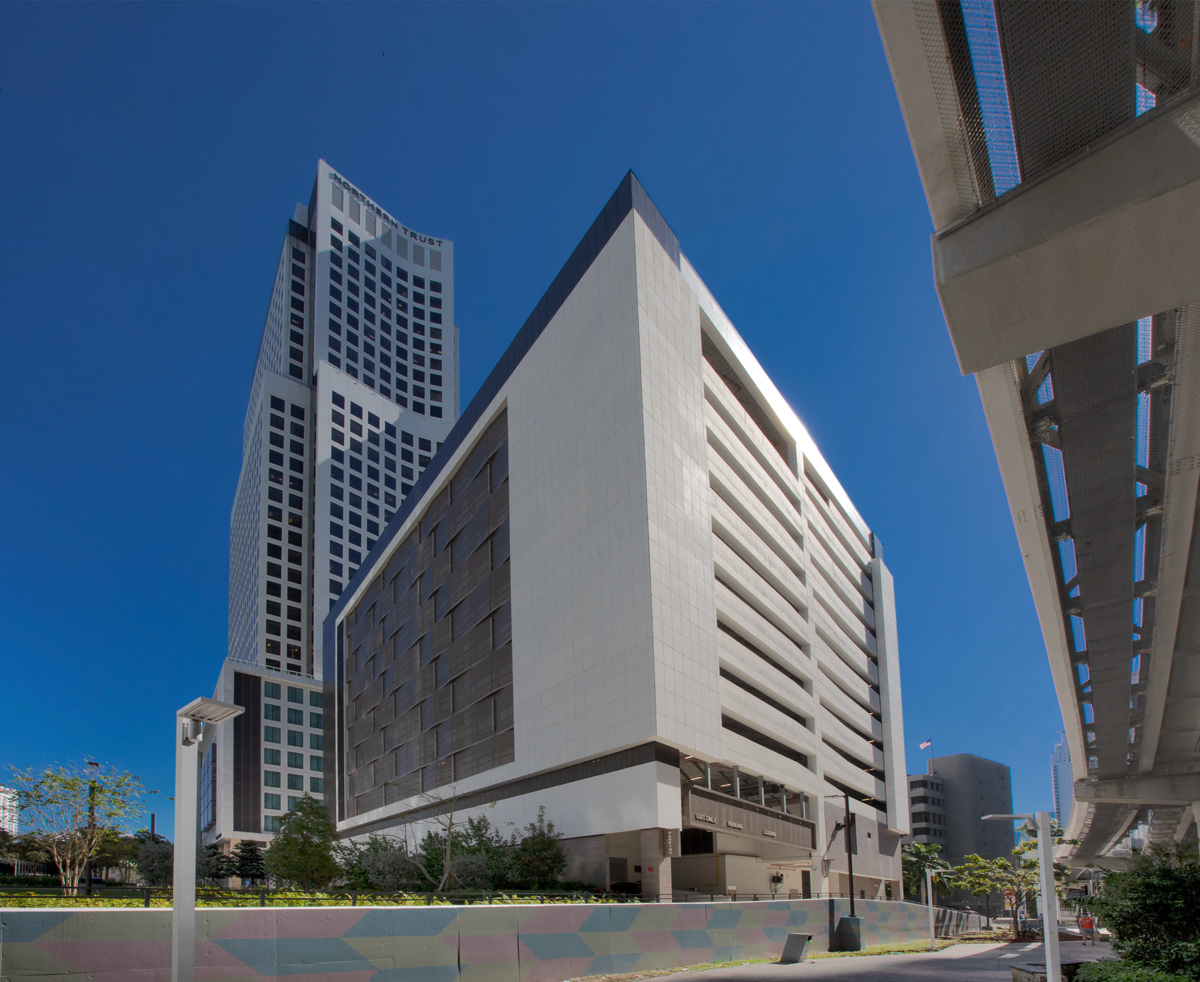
[0,2,1060,837]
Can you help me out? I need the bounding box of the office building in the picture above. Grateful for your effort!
[201,162,459,848]
[1050,733,1072,826]
[323,173,910,899]
[905,754,1012,912]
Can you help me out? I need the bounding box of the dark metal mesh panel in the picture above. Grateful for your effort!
[913,0,991,219]
[921,0,1200,211]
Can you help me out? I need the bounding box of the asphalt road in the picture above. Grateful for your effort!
[669,940,1116,981]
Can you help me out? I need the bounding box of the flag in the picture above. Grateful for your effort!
[919,739,932,750]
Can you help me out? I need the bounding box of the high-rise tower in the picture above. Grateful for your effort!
[201,162,459,848]
[1050,732,1073,826]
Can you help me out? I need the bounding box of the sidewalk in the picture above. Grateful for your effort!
[661,940,1116,981]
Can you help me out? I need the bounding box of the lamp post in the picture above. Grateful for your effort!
[825,792,861,951]
[83,761,100,897]
[826,792,856,914]
[173,698,242,982]
[926,866,955,951]
[983,811,1060,982]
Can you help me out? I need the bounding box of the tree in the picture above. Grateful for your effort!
[358,838,425,892]
[902,842,951,902]
[265,795,341,891]
[5,832,55,874]
[92,830,140,884]
[197,843,234,886]
[232,839,268,887]
[1079,843,1200,979]
[9,762,146,895]
[508,807,566,889]
[457,813,515,888]
[136,835,173,888]
[337,834,405,890]
[956,854,1033,925]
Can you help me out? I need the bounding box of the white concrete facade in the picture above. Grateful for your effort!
[327,177,909,900]
[0,786,17,836]
[206,163,459,850]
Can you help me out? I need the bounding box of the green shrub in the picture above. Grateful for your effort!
[0,875,61,887]
[1074,959,1192,982]
[1081,844,1200,980]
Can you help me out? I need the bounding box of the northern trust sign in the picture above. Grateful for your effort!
[327,168,445,247]
[684,787,816,851]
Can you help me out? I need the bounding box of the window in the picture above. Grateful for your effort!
[310,712,323,728]
[288,730,304,747]
[310,755,324,771]
[310,733,324,750]
[288,687,304,703]
[288,796,301,812]
[264,816,281,832]
[264,681,281,699]
[264,726,281,743]
[288,751,304,768]
[265,749,281,765]
[287,774,304,791]
[310,777,325,793]
[309,691,324,708]
[287,708,304,725]
[264,771,281,788]
[264,793,281,810]
[264,703,281,721]
[332,391,345,408]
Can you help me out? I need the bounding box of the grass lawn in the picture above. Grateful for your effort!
[567,932,1010,980]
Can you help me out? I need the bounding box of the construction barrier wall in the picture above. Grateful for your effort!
[0,898,982,981]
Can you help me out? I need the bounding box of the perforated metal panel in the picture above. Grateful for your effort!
[914,0,1200,216]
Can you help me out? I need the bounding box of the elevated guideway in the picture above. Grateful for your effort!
[875,0,1200,864]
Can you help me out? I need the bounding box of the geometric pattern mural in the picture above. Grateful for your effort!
[0,900,981,981]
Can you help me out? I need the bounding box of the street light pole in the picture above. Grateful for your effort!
[84,761,100,897]
[983,811,1060,982]
[173,698,243,982]
[825,791,862,951]
[842,792,855,917]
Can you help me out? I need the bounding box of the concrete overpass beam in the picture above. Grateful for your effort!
[933,93,1200,374]
[1075,774,1200,804]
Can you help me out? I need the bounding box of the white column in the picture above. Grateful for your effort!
[926,866,936,950]
[173,716,201,982]
[1037,811,1061,982]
